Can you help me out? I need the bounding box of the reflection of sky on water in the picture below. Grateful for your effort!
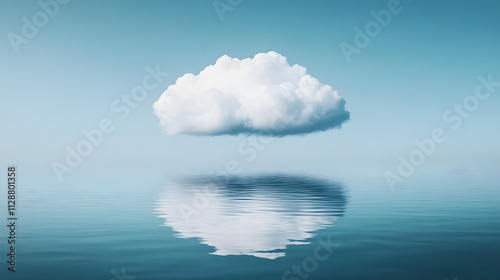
[156,174,348,259]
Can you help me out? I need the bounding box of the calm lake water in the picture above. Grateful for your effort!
[1,171,499,280]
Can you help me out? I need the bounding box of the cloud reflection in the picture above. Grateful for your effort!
[156,174,348,259]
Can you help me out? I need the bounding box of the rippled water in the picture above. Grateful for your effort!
[156,175,347,259]
[1,173,499,280]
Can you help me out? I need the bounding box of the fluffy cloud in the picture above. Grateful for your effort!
[153,51,350,136]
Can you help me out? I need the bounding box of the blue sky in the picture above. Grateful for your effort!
[1,0,499,186]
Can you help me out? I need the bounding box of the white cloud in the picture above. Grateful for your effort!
[153,51,350,136]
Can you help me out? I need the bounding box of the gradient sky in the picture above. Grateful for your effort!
[1,0,499,187]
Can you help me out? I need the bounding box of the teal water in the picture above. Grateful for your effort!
[1,172,499,280]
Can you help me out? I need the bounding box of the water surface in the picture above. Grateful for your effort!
[1,172,499,280]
